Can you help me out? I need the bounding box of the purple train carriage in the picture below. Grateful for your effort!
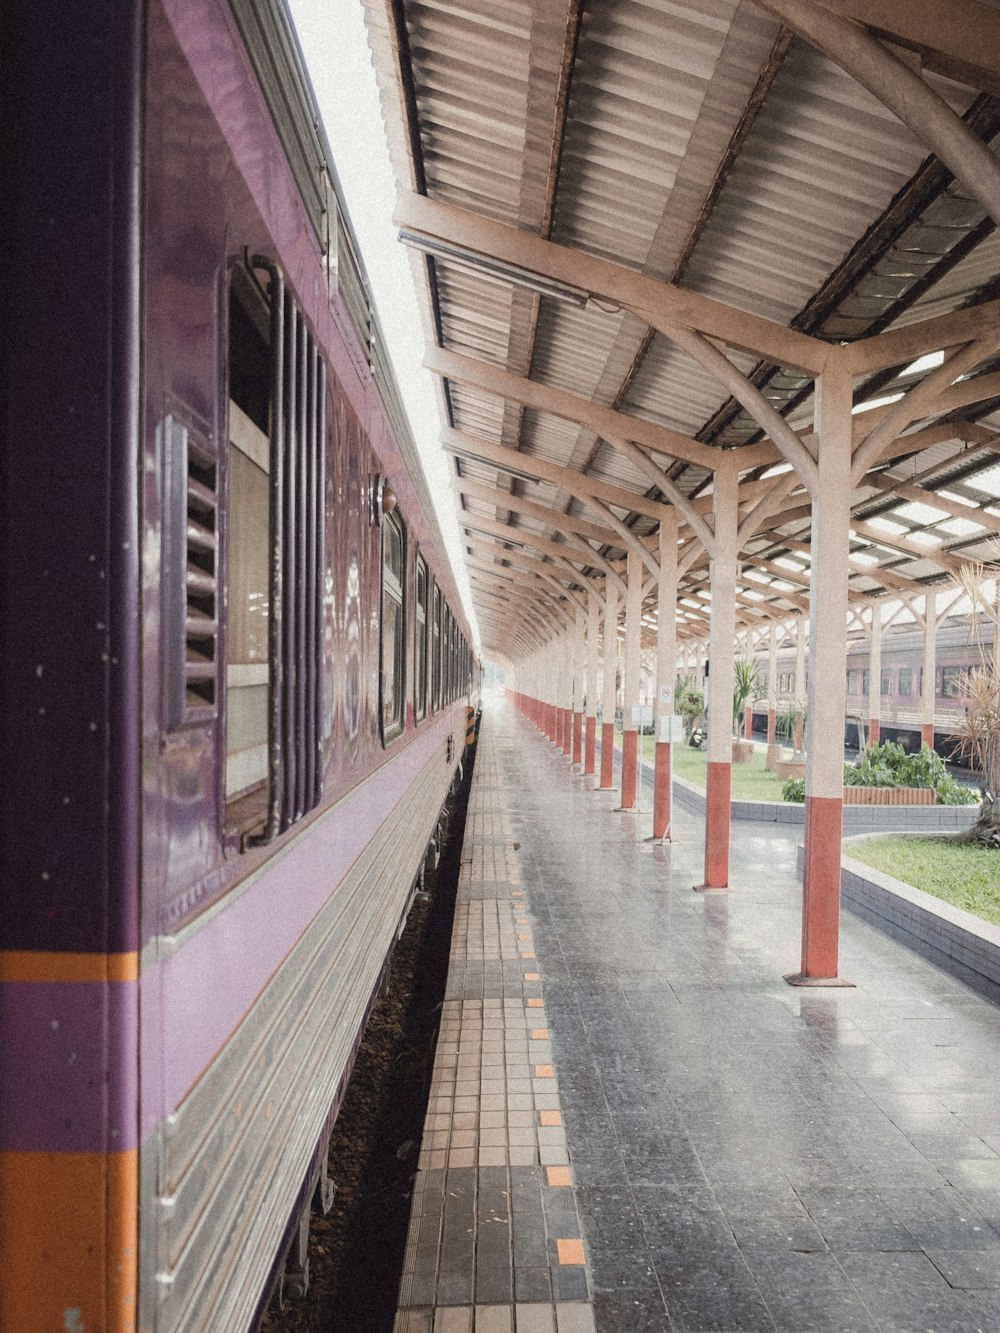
[1,0,477,1327]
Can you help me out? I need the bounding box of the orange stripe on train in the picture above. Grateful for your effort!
[0,950,139,984]
[0,1150,138,1331]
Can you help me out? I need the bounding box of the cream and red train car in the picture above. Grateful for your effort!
[751,615,994,754]
[1,0,475,1327]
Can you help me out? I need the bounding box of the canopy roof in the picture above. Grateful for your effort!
[363,0,1000,660]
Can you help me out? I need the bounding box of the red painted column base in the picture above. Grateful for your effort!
[921,722,935,749]
[599,722,614,789]
[784,794,854,987]
[619,729,638,810]
[584,716,596,775]
[572,711,583,765]
[653,740,671,840]
[697,760,730,889]
[563,708,573,756]
[868,718,880,746]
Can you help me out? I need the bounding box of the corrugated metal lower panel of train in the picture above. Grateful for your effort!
[138,744,459,1331]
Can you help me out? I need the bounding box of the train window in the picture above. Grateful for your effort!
[862,670,870,697]
[941,665,963,698]
[414,554,428,721]
[381,510,406,740]
[880,668,892,696]
[431,584,442,712]
[225,263,325,843]
[447,608,455,701]
[846,670,860,696]
[898,666,913,696]
[225,403,271,806]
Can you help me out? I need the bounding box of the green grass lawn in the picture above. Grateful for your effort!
[845,836,1000,926]
[614,729,790,802]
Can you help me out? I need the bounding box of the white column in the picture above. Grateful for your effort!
[869,601,882,746]
[654,511,678,838]
[794,614,807,752]
[702,465,738,888]
[585,591,600,775]
[921,589,938,749]
[620,551,644,809]
[797,360,853,983]
[599,583,619,788]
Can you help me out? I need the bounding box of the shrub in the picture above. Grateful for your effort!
[781,744,977,807]
[844,741,977,805]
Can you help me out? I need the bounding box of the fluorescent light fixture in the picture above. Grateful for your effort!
[851,552,880,566]
[445,444,541,485]
[398,230,591,307]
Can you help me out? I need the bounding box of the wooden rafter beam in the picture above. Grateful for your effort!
[442,427,671,521]
[810,0,1000,100]
[427,347,727,472]
[396,193,831,375]
[452,473,624,547]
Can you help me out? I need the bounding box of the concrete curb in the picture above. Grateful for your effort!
[672,774,980,832]
[790,834,1000,990]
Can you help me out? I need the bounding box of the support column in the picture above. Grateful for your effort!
[546,654,557,743]
[619,551,643,811]
[585,592,599,775]
[700,467,738,890]
[599,584,618,790]
[790,361,854,986]
[766,623,780,768]
[565,631,572,750]
[868,602,882,747]
[794,614,807,756]
[572,612,585,766]
[921,590,937,750]
[654,512,678,840]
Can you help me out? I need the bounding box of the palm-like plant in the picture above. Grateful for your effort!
[732,657,761,738]
[955,665,1000,847]
[955,558,1000,846]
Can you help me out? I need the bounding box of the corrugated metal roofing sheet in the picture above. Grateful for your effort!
[362,0,1000,649]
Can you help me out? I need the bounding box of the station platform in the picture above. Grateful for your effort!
[394,700,1000,1333]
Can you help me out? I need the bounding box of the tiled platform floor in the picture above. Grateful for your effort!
[397,701,1000,1333]
[393,715,595,1333]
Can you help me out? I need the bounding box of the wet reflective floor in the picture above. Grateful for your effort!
[498,702,1000,1333]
